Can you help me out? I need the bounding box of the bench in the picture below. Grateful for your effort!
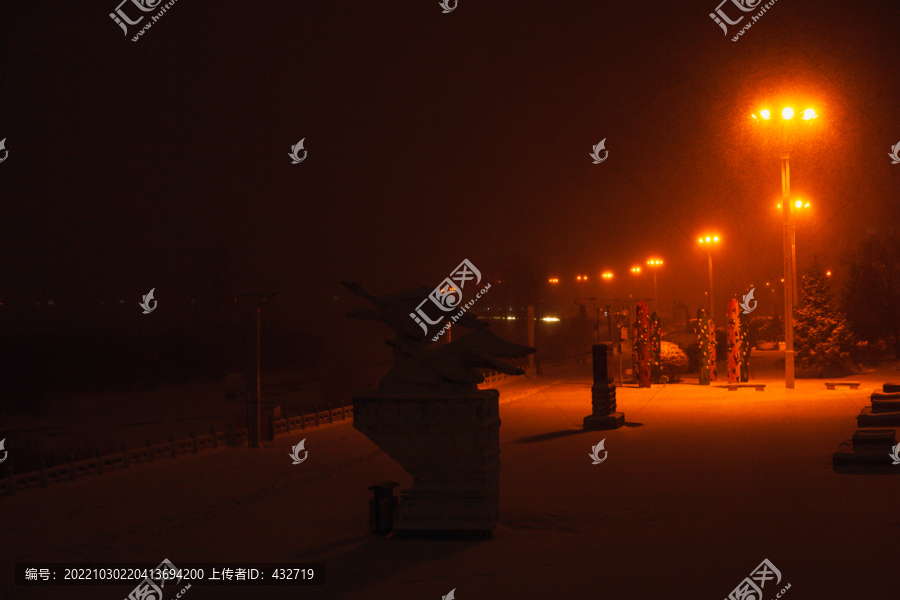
[717,383,766,392]
[825,381,860,390]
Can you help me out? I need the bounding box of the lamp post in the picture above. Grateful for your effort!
[698,235,720,322]
[577,275,588,297]
[753,105,817,389]
[646,259,663,315]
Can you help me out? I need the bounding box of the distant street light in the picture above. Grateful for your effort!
[698,236,720,320]
[646,259,663,315]
[577,275,588,296]
[752,105,818,389]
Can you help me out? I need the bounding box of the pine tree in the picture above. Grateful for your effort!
[795,257,856,376]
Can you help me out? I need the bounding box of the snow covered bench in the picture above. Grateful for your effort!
[717,383,765,392]
[825,381,860,390]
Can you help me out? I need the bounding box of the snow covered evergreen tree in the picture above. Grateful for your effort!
[794,257,856,376]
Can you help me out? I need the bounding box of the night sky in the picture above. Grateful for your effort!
[3,0,900,359]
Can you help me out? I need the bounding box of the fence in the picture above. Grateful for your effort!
[2,403,354,497]
[480,349,592,385]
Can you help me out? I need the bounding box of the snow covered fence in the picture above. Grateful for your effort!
[3,402,358,496]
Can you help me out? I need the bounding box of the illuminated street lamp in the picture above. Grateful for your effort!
[601,271,614,280]
[776,199,811,305]
[698,235,720,320]
[576,275,588,296]
[751,105,818,389]
[646,259,663,314]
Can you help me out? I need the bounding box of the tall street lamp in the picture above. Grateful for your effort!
[646,259,663,315]
[753,105,818,389]
[698,235,719,322]
[777,198,811,305]
[577,275,588,297]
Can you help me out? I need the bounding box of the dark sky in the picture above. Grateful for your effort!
[2,0,899,355]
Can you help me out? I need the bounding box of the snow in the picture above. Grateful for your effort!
[3,352,899,599]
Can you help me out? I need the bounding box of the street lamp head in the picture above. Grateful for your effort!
[602,271,613,279]
[802,108,817,120]
[631,266,641,274]
[782,107,795,120]
[760,109,771,120]
[826,271,831,276]
[794,200,802,208]
[804,202,810,208]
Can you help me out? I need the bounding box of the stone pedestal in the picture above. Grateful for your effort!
[833,428,897,471]
[353,390,500,538]
[857,391,900,427]
[583,344,624,431]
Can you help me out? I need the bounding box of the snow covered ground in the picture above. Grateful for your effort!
[3,353,899,599]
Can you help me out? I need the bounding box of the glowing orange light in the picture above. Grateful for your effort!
[760,109,771,120]
[802,108,817,120]
[782,107,794,120]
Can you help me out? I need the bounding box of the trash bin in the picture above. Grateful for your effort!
[368,481,399,535]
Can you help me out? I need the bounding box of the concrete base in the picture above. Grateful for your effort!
[583,412,625,431]
[353,390,500,536]
[857,408,900,428]
[833,429,898,473]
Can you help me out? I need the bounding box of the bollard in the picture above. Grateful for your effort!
[6,466,15,496]
[211,425,217,450]
[368,481,399,535]
[147,439,153,463]
[170,434,176,458]
[39,459,48,488]
[69,453,76,481]
[191,429,198,454]
[122,443,129,468]
[95,449,103,475]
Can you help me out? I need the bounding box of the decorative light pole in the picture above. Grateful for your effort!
[646,259,663,315]
[698,236,720,323]
[753,105,818,389]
